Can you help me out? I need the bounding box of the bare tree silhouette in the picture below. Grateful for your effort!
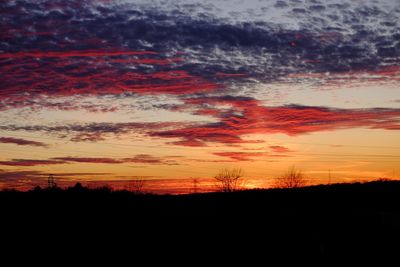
[128,178,146,194]
[214,168,244,192]
[274,166,307,189]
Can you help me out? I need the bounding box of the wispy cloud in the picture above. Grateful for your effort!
[0,159,66,166]
[269,146,292,153]
[0,137,48,147]
[0,121,191,142]
[52,157,124,164]
[212,151,290,161]
[212,152,267,161]
[52,155,179,165]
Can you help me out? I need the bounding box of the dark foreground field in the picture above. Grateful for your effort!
[2,180,400,262]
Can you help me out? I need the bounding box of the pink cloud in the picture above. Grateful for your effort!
[269,146,292,153]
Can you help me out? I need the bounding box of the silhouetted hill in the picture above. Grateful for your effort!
[2,180,400,262]
[3,180,400,217]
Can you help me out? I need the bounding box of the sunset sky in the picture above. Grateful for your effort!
[1,0,399,193]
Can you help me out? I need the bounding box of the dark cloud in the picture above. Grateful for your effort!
[0,154,179,171]
[0,121,191,142]
[52,157,124,164]
[0,159,66,166]
[0,170,44,181]
[0,137,48,147]
[52,155,179,165]
[0,0,398,112]
[0,98,120,113]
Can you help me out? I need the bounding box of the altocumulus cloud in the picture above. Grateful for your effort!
[1,0,399,111]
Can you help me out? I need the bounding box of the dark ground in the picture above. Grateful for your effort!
[2,180,400,263]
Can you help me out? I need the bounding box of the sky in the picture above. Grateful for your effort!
[0,0,399,193]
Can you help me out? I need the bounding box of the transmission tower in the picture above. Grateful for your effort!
[48,174,56,188]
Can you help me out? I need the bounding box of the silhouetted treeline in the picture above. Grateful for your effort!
[2,180,400,262]
[3,180,400,216]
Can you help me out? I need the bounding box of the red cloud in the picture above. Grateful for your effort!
[0,64,217,99]
[269,146,292,153]
[152,96,400,146]
[0,51,219,111]
[0,159,66,166]
[0,137,48,147]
